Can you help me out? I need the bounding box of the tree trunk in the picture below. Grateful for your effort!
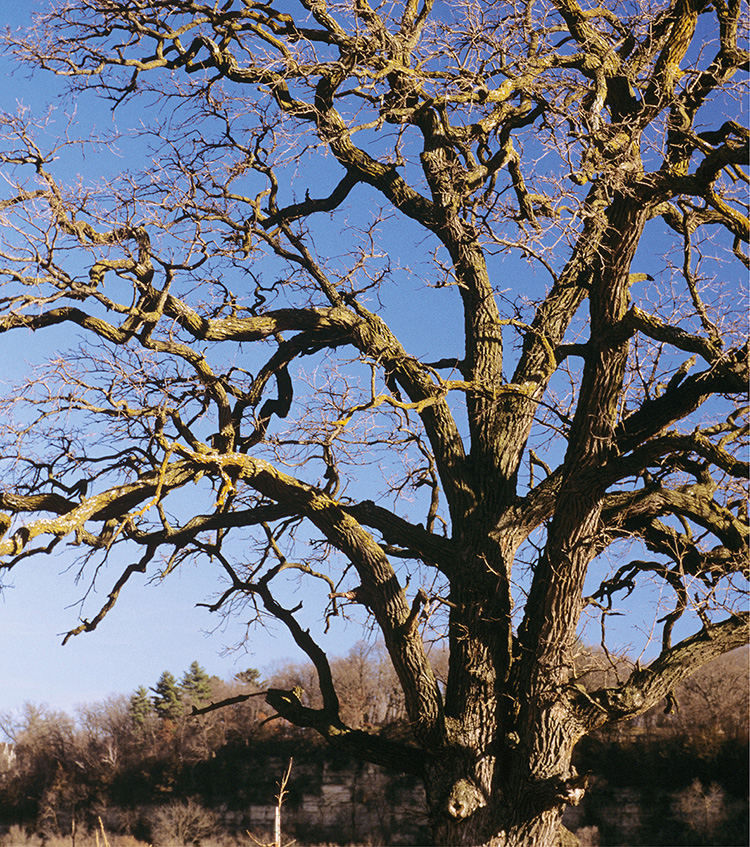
[423,678,584,847]
[425,744,581,847]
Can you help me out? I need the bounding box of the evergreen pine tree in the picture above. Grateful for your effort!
[128,685,153,728]
[180,661,212,705]
[152,671,183,720]
[235,668,261,687]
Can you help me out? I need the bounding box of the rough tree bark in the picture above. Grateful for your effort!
[0,0,747,844]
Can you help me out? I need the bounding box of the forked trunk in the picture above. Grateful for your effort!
[425,724,581,847]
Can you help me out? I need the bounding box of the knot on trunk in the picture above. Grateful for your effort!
[532,769,591,810]
[558,772,589,805]
[445,777,487,820]
[599,685,646,716]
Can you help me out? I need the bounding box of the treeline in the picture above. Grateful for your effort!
[0,642,413,843]
[0,644,746,846]
[0,660,264,839]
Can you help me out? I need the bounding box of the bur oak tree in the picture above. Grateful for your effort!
[0,0,747,844]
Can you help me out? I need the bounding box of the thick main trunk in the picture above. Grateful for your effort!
[424,671,583,847]
[424,732,581,847]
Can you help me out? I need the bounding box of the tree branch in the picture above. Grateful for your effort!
[579,614,750,728]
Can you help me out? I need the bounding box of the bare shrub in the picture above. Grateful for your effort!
[672,779,728,842]
[150,799,219,846]
[0,825,41,846]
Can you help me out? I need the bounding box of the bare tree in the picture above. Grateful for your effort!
[269,640,408,727]
[0,0,747,844]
